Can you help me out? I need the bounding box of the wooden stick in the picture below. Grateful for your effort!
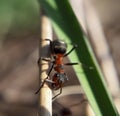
[38,11,53,116]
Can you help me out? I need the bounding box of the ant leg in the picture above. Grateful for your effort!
[35,78,55,94]
[64,63,79,65]
[44,38,52,43]
[41,57,51,61]
[44,39,52,52]
[38,57,53,66]
[47,63,54,77]
[35,63,54,94]
[64,44,77,57]
[35,79,46,94]
[65,62,93,69]
[41,38,52,49]
[52,87,62,100]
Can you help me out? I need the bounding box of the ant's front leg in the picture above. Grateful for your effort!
[35,79,46,94]
[64,44,77,57]
[35,62,55,94]
[38,57,52,66]
[35,77,55,94]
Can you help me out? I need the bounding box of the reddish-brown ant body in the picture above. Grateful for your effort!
[35,39,78,99]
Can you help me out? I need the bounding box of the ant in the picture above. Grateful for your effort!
[35,39,79,99]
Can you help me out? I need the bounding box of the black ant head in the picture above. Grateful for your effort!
[51,40,67,54]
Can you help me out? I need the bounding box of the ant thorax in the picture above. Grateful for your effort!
[53,54,64,66]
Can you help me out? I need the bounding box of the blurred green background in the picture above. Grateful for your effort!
[0,0,40,115]
[0,0,39,42]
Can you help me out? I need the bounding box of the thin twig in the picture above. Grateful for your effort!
[38,11,53,116]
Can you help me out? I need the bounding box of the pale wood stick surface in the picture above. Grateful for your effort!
[38,13,53,116]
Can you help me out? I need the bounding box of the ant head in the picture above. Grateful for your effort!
[52,40,67,54]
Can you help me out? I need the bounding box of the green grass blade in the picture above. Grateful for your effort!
[39,0,119,115]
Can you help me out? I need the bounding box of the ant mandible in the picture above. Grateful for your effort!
[35,39,78,99]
